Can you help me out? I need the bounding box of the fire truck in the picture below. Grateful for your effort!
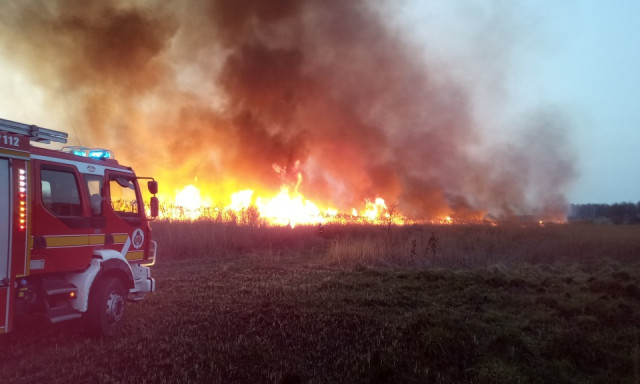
[0,117,158,336]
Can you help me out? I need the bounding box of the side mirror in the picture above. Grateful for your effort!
[150,196,159,218]
[148,180,158,195]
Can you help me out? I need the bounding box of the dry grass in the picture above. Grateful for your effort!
[153,221,640,269]
[152,220,325,261]
[326,223,640,268]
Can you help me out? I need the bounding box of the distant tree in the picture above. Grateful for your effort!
[625,202,638,224]
[568,202,640,224]
[611,203,624,224]
[609,202,637,224]
[623,202,637,224]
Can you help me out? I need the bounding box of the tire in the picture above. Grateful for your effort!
[86,277,126,336]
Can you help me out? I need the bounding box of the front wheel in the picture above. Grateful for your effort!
[86,277,126,336]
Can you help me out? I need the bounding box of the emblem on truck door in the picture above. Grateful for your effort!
[132,228,145,249]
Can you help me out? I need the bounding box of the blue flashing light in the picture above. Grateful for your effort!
[63,146,114,160]
[88,150,111,159]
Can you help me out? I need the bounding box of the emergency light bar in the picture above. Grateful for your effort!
[62,146,115,160]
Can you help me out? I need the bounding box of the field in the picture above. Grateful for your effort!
[1,222,640,383]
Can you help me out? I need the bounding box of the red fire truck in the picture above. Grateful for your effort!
[0,117,158,336]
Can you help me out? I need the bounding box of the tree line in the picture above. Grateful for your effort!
[568,202,640,224]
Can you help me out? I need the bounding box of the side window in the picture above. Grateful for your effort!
[41,168,82,217]
[84,175,104,215]
[109,176,140,216]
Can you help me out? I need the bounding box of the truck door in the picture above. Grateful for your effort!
[0,158,11,333]
[30,163,92,273]
[103,171,148,262]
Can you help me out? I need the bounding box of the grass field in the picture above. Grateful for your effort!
[1,222,639,383]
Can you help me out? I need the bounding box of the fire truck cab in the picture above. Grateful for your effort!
[0,117,158,336]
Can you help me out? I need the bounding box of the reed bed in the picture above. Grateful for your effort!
[152,220,640,269]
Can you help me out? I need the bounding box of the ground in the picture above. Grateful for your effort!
[1,223,639,383]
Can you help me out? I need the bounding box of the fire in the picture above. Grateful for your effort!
[159,182,495,226]
[175,185,202,211]
[228,189,253,211]
[255,186,324,228]
[160,166,479,226]
[163,174,335,226]
[171,184,211,221]
[159,182,498,226]
[358,198,388,222]
[162,182,401,226]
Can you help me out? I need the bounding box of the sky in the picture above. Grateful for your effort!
[396,0,640,205]
[0,0,639,207]
[516,1,640,205]
[544,1,640,204]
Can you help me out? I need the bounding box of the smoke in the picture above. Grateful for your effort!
[0,0,575,219]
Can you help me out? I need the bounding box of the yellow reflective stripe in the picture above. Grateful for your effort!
[29,233,135,248]
[113,233,129,244]
[29,235,108,248]
[44,235,88,247]
[125,250,144,261]
[89,234,105,245]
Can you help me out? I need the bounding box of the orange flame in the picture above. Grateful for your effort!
[163,183,402,226]
[255,186,323,228]
[159,163,486,226]
[173,184,209,220]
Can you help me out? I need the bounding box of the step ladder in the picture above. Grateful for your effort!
[0,117,68,144]
[41,278,82,323]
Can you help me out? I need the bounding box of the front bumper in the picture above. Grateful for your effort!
[142,240,157,267]
[128,264,156,301]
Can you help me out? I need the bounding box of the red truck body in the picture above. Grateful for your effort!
[1,117,157,335]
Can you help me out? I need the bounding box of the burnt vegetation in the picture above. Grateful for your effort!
[1,222,640,383]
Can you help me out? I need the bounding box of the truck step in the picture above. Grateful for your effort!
[47,307,82,323]
[42,279,77,296]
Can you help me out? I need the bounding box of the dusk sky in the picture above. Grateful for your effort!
[535,1,640,204]
[396,0,640,205]
[1,0,638,206]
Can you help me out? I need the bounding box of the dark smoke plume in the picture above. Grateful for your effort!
[0,0,575,219]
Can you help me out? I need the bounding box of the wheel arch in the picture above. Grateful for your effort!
[96,258,135,290]
[65,249,134,313]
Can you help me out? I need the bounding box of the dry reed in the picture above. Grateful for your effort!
[151,220,640,270]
